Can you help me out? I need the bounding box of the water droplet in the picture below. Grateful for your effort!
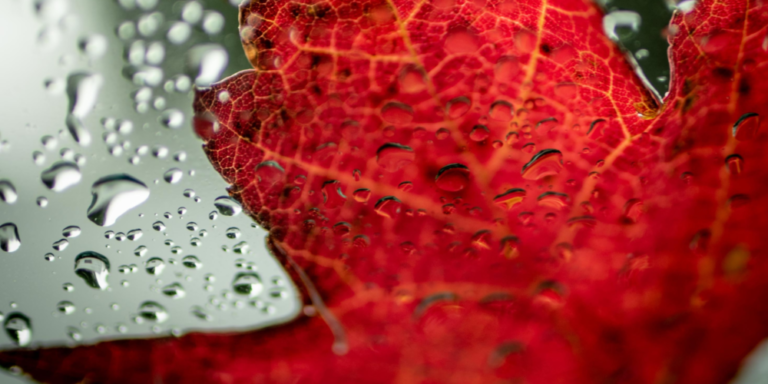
[446,96,471,119]
[134,245,148,257]
[161,109,184,129]
[186,44,228,87]
[167,21,192,44]
[381,102,414,124]
[63,282,74,292]
[225,227,241,239]
[74,251,110,290]
[373,196,402,218]
[146,257,165,275]
[53,238,69,251]
[352,189,371,203]
[733,113,760,140]
[44,253,55,262]
[376,143,415,172]
[78,34,108,59]
[162,282,186,299]
[66,70,103,118]
[4,313,32,347]
[602,11,641,42]
[435,164,471,192]
[127,229,143,241]
[41,161,82,192]
[163,168,183,184]
[489,100,513,121]
[0,181,18,204]
[36,196,48,207]
[232,272,263,297]
[192,306,213,321]
[182,1,203,23]
[138,301,168,323]
[521,149,563,180]
[537,192,570,210]
[623,199,644,223]
[493,188,526,210]
[214,196,242,216]
[469,125,490,141]
[725,154,744,175]
[62,225,81,238]
[87,174,150,227]
[183,189,195,198]
[57,301,75,315]
[253,161,285,186]
[0,223,21,253]
[202,11,225,34]
[233,242,249,254]
[182,255,201,269]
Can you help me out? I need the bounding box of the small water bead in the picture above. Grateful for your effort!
[186,222,198,231]
[537,192,570,210]
[41,161,82,192]
[138,301,168,323]
[190,238,202,247]
[74,251,110,290]
[602,10,641,42]
[469,125,490,141]
[146,258,165,275]
[183,189,195,198]
[115,232,126,241]
[521,149,564,180]
[45,253,55,262]
[198,229,208,238]
[209,211,218,220]
[435,164,471,192]
[52,238,69,251]
[269,287,289,299]
[194,196,202,203]
[104,230,115,239]
[233,242,249,254]
[134,245,148,257]
[202,11,225,34]
[87,174,150,227]
[182,255,201,269]
[493,188,527,210]
[185,43,228,86]
[178,207,187,215]
[57,301,75,315]
[232,273,263,297]
[127,229,143,241]
[164,168,183,184]
[33,151,45,165]
[153,146,169,158]
[726,154,744,175]
[376,143,415,172]
[162,282,185,299]
[167,21,192,44]
[152,221,165,231]
[63,283,74,292]
[733,113,759,140]
[446,96,471,119]
[0,181,18,205]
[192,306,213,321]
[182,1,204,23]
[225,227,241,239]
[41,135,58,150]
[374,196,402,218]
[161,109,185,129]
[0,223,21,253]
[4,313,32,347]
[214,196,242,216]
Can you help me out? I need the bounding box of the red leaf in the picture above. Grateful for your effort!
[5,0,768,383]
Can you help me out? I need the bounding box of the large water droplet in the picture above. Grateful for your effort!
[521,149,563,180]
[4,313,31,347]
[145,257,165,275]
[41,162,82,192]
[87,174,149,226]
[162,282,186,299]
[186,44,228,87]
[376,143,415,172]
[0,223,21,253]
[435,164,471,192]
[232,272,263,297]
[74,251,110,290]
[0,181,18,204]
[138,301,168,323]
[214,196,242,216]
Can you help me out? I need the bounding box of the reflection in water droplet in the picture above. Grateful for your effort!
[0,180,18,204]
[225,227,241,239]
[373,196,402,218]
[57,301,75,315]
[127,229,143,241]
[214,196,242,216]
[435,164,471,192]
[41,162,82,192]
[233,242,249,254]
[138,301,168,323]
[163,168,183,184]
[493,188,526,210]
[161,109,184,129]
[0,223,21,253]
[134,245,148,257]
[152,221,165,231]
[4,313,32,347]
[162,282,185,299]
[62,225,81,238]
[74,251,110,290]
[182,255,201,269]
[145,257,165,275]
[233,272,263,297]
[87,174,150,227]
[52,238,69,251]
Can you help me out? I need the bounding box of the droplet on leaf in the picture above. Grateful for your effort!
[521,149,563,180]
[725,154,744,175]
[493,188,526,210]
[733,113,759,140]
[381,102,414,125]
[435,164,470,192]
[469,125,490,141]
[374,196,402,219]
[446,96,471,119]
[537,192,570,210]
[376,143,415,172]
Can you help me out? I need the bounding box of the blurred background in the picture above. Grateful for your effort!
[0,0,763,382]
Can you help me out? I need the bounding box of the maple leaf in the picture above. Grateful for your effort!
[3,0,768,383]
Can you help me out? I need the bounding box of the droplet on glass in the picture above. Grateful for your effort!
[74,251,110,290]
[185,44,228,87]
[160,109,184,129]
[214,196,242,216]
[202,11,224,34]
[182,255,201,269]
[78,34,108,59]
[163,168,183,184]
[725,154,744,175]
[127,229,143,241]
[0,181,18,204]
[469,125,490,141]
[602,10,641,42]
[0,223,21,253]
[138,301,168,323]
[62,225,81,238]
[53,239,69,252]
[145,257,165,275]
[87,174,150,227]
[4,313,32,347]
[255,160,285,185]
[162,282,185,299]
[232,272,263,297]
[41,162,82,192]
[57,301,75,315]
[134,245,148,257]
